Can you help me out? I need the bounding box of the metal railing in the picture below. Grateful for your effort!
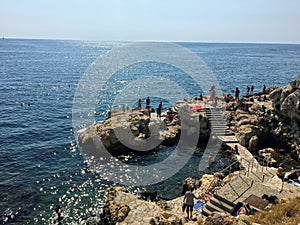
[204,155,273,194]
[204,157,247,194]
[249,156,269,173]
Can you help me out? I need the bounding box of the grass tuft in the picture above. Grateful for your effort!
[249,197,300,225]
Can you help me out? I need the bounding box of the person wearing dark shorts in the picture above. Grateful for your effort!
[183,187,199,219]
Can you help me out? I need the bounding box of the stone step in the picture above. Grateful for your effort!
[211,125,228,128]
[223,140,239,144]
[212,129,228,133]
[205,201,225,214]
[209,197,234,213]
[224,131,234,136]
[214,193,236,208]
[218,136,239,143]
[206,112,224,115]
[212,131,228,135]
[202,206,212,217]
[202,196,235,216]
[208,118,226,122]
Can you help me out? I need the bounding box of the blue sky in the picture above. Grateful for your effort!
[1,0,300,43]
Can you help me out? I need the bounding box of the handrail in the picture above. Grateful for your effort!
[204,156,247,194]
[250,156,269,172]
[204,154,273,195]
[248,155,272,183]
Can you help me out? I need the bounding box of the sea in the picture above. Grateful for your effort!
[1,39,300,224]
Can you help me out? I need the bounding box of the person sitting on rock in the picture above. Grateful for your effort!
[199,94,203,101]
[144,106,151,117]
[276,163,286,181]
[183,187,200,220]
[263,95,267,101]
[287,169,300,182]
[231,145,239,154]
[166,109,174,121]
[237,203,253,215]
[200,193,212,203]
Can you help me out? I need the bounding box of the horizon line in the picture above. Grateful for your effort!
[2,36,300,45]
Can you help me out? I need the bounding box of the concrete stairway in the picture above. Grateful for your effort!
[202,170,274,216]
[203,108,234,137]
[202,194,236,217]
[201,161,300,217]
[200,106,300,217]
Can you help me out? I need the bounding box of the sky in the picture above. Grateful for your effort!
[1,0,300,43]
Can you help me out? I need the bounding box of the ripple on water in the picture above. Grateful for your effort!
[2,40,300,224]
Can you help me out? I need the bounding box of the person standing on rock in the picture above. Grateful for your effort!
[146,97,150,107]
[263,84,266,94]
[250,85,254,94]
[156,102,162,120]
[183,187,199,220]
[137,98,142,110]
[246,86,250,94]
[209,85,216,106]
[235,87,240,101]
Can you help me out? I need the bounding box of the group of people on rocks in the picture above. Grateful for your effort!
[137,97,163,120]
[206,84,267,106]
[246,85,254,95]
[234,84,268,102]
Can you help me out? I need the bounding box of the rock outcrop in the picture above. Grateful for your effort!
[227,76,300,167]
[204,212,247,225]
[78,104,211,157]
[98,180,248,225]
[99,187,131,225]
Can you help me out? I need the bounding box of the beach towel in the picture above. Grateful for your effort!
[190,105,202,111]
[193,200,204,212]
[288,180,300,187]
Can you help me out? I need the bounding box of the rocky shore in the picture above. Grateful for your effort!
[79,76,300,225]
[226,76,300,168]
[78,101,211,157]
[79,76,300,166]
[93,173,245,225]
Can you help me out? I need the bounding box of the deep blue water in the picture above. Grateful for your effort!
[1,39,300,224]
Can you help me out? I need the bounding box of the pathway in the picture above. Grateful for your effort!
[201,106,300,216]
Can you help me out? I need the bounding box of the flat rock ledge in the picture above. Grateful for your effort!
[78,106,211,157]
[97,185,248,225]
[95,172,242,225]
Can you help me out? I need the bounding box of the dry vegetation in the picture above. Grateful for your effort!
[248,197,300,225]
